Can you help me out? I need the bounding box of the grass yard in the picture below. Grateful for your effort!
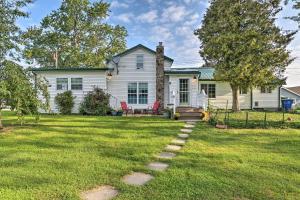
[1,111,300,200]
[210,111,300,128]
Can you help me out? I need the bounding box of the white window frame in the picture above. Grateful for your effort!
[128,82,148,104]
[261,86,272,94]
[136,54,144,69]
[201,84,216,98]
[56,78,68,91]
[71,78,83,90]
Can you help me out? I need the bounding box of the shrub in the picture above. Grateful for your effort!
[54,91,75,114]
[79,88,111,115]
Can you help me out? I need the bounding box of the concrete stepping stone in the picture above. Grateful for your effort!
[171,139,186,146]
[181,129,193,133]
[186,121,196,125]
[156,152,176,159]
[122,172,153,186]
[165,144,182,151]
[178,133,189,139]
[81,185,118,200]
[184,124,195,128]
[147,162,169,171]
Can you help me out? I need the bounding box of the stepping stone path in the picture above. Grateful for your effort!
[184,124,195,128]
[165,144,182,151]
[171,139,186,146]
[82,121,196,200]
[147,162,169,171]
[122,172,153,186]
[156,152,176,159]
[178,133,189,139]
[181,129,193,133]
[81,185,118,200]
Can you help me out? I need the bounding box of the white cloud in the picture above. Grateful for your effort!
[137,10,158,23]
[162,5,190,22]
[115,13,134,23]
[110,1,129,9]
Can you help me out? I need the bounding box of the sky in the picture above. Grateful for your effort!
[18,0,300,86]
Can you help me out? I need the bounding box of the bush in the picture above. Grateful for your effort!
[54,91,75,114]
[79,88,111,115]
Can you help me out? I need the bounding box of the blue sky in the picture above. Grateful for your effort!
[18,0,300,86]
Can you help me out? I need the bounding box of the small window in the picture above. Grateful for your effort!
[255,101,259,107]
[136,55,144,69]
[261,86,272,94]
[71,78,83,90]
[138,83,148,104]
[57,78,68,90]
[240,87,248,95]
[201,84,216,98]
[128,83,137,104]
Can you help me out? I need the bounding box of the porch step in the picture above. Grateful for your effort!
[176,107,205,121]
[176,107,203,113]
[178,116,202,121]
[179,112,202,117]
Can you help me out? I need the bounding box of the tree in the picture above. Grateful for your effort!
[195,0,296,111]
[0,0,49,129]
[0,61,50,128]
[23,0,127,68]
[285,0,300,27]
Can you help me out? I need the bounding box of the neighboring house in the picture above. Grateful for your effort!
[281,87,300,104]
[32,43,281,113]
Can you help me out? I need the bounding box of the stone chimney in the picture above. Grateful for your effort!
[156,42,164,110]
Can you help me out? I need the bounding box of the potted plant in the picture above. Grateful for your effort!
[116,110,124,116]
[111,109,117,116]
[163,108,172,119]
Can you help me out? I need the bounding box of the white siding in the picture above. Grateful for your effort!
[35,71,107,113]
[168,75,199,107]
[281,88,300,104]
[107,48,172,110]
[253,87,279,109]
[200,81,251,109]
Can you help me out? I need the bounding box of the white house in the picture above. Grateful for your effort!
[32,43,281,113]
[281,87,300,105]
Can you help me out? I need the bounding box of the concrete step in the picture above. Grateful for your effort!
[176,107,203,113]
[178,112,202,117]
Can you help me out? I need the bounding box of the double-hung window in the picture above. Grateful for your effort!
[240,87,248,95]
[138,83,148,104]
[128,83,138,104]
[71,78,83,90]
[201,84,216,98]
[136,55,144,69]
[57,78,68,90]
[261,86,272,94]
[128,82,148,104]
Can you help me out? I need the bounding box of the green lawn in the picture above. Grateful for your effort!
[1,112,299,200]
[210,111,300,128]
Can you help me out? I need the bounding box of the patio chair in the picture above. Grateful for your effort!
[120,101,133,116]
[148,101,160,115]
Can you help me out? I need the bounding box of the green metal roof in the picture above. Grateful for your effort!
[164,67,215,80]
[31,67,109,72]
[198,67,215,80]
[108,44,174,63]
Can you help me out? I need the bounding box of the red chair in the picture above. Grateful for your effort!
[148,101,160,115]
[120,101,133,116]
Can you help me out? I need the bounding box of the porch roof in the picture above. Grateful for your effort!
[164,67,215,80]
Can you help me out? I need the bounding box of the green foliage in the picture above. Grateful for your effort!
[22,0,127,68]
[0,61,50,125]
[195,0,296,111]
[79,88,111,115]
[54,91,75,114]
[0,0,32,61]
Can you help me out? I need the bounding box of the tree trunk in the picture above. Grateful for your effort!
[231,84,240,112]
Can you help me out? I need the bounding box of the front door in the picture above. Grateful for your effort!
[179,79,189,105]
